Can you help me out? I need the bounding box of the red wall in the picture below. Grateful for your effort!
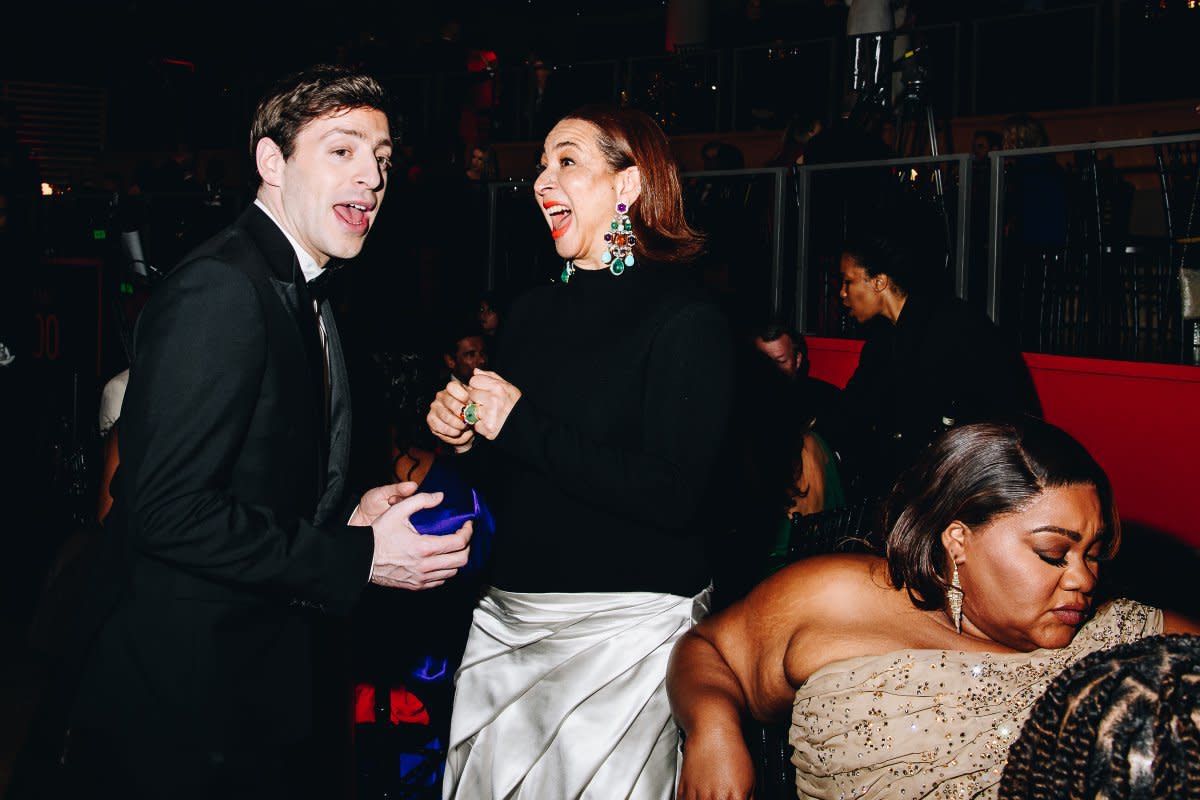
[806,337,1200,548]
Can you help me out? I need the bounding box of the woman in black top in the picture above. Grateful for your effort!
[829,207,1042,501]
[428,105,734,799]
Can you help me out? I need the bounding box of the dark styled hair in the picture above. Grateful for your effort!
[842,195,945,297]
[559,104,705,264]
[750,319,807,374]
[1000,634,1200,799]
[442,318,487,358]
[753,319,802,349]
[249,64,392,183]
[477,288,508,318]
[885,420,1120,610]
[467,143,499,181]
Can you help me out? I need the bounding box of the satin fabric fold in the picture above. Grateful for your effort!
[443,586,710,799]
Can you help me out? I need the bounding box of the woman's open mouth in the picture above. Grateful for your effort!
[544,202,572,239]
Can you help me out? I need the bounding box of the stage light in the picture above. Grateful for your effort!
[40,182,53,196]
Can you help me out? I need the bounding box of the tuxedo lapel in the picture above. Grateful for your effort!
[245,203,331,512]
[240,205,351,524]
[313,299,351,527]
[244,205,324,409]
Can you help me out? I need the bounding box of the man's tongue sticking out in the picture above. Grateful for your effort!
[335,203,365,227]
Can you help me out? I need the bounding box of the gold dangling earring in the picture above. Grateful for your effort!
[947,563,964,635]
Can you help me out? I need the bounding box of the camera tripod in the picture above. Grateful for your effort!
[891,48,942,191]
[846,44,953,270]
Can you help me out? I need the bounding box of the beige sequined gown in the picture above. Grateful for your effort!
[789,598,1162,799]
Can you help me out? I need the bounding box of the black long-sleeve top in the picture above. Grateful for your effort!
[829,291,1042,498]
[466,264,734,597]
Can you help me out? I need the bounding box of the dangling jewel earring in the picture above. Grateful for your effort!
[600,202,636,276]
[947,563,964,635]
[560,260,575,284]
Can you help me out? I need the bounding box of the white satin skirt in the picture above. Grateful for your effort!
[442,585,711,800]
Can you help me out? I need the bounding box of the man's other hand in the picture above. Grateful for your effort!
[369,491,473,590]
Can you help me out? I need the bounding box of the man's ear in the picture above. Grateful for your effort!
[442,353,456,371]
[615,166,641,207]
[941,521,970,565]
[872,273,890,293]
[255,137,284,188]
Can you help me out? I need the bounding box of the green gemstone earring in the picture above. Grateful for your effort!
[600,202,636,276]
[560,260,575,283]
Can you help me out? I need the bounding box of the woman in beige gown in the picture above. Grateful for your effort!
[667,419,1200,800]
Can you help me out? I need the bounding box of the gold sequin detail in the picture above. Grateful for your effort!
[790,599,1160,799]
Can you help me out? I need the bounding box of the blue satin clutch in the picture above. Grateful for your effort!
[409,460,495,578]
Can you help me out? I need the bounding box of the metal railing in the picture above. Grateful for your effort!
[985,131,1200,363]
[20,130,1200,366]
[986,131,1200,323]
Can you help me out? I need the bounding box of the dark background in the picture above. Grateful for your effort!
[4,0,1197,154]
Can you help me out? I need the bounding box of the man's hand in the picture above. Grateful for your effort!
[349,480,419,527]
[370,491,473,590]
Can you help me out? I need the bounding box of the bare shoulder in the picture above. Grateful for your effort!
[768,554,947,683]
[685,556,883,711]
[769,552,895,615]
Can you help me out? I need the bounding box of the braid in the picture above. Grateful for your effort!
[999,634,1200,800]
[1179,668,1200,791]
[1159,665,1200,796]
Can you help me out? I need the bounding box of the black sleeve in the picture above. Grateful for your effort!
[824,335,884,463]
[956,313,1042,424]
[119,259,373,613]
[490,302,734,533]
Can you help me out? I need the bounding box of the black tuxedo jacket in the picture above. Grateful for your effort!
[72,205,373,751]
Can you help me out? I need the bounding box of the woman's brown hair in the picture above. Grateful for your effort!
[560,104,705,264]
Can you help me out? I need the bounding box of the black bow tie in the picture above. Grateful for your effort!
[306,261,345,304]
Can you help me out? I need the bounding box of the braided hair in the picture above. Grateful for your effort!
[1000,634,1200,799]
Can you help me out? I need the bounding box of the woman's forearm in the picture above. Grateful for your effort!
[668,629,758,798]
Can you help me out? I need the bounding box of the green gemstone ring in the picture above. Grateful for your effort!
[460,402,482,426]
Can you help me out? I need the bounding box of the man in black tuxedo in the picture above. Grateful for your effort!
[62,65,473,800]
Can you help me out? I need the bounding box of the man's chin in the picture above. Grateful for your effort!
[330,240,368,260]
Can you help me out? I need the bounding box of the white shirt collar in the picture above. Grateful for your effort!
[254,198,322,284]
